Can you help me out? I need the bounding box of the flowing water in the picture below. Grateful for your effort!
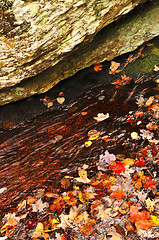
[0,67,158,216]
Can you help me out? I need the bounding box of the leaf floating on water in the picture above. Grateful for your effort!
[145,96,154,107]
[81,111,87,115]
[88,129,100,138]
[94,63,102,72]
[57,97,65,104]
[102,135,111,141]
[54,135,63,141]
[136,96,145,107]
[88,134,99,141]
[94,113,109,122]
[154,65,159,71]
[146,122,158,130]
[98,95,105,101]
[131,132,140,140]
[85,140,92,147]
[47,101,53,108]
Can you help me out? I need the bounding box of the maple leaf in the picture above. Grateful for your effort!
[96,150,116,171]
[32,199,49,212]
[110,190,126,201]
[94,63,102,72]
[80,218,96,236]
[134,157,146,167]
[142,175,158,190]
[136,96,145,107]
[109,161,125,174]
[50,197,65,213]
[129,206,151,231]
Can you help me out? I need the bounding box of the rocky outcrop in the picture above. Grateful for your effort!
[0,0,159,105]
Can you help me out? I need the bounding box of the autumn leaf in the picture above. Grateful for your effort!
[94,63,102,72]
[129,206,151,231]
[75,167,91,183]
[57,97,65,104]
[109,161,125,174]
[146,198,155,212]
[50,197,65,213]
[131,132,140,140]
[96,150,116,171]
[110,190,126,201]
[150,215,159,226]
[61,177,70,188]
[80,218,96,236]
[109,61,120,74]
[154,65,159,71]
[134,157,146,167]
[85,140,92,147]
[94,113,109,122]
[146,122,158,130]
[145,96,154,107]
[142,175,158,190]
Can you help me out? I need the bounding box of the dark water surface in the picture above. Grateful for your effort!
[0,67,158,214]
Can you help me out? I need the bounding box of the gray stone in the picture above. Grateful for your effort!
[1,0,159,105]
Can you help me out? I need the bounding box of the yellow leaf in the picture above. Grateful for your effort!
[85,140,92,147]
[88,134,99,140]
[78,167,87,179]
[123,158,135,166]
[146,198,155,212]
[131,132,139,140]
[145,96,154,107]
[150,215,159,226]
[79,191,85,204]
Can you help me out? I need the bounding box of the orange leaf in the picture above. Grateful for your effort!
[80,218,96,236]
[94,64,102,72]
[145,96,154,107]
[110,190,126,201]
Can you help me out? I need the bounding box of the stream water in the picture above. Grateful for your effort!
[0,65,158,217]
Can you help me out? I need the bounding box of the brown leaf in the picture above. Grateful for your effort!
[61,177,70,188]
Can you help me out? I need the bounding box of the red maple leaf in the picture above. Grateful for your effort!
[109,161,125,174]
[142,175,158,190]
[134,157,146,167]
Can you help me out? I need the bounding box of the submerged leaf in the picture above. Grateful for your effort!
[94,113,109,122]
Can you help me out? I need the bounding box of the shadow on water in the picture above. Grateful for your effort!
[0,58,158,214]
